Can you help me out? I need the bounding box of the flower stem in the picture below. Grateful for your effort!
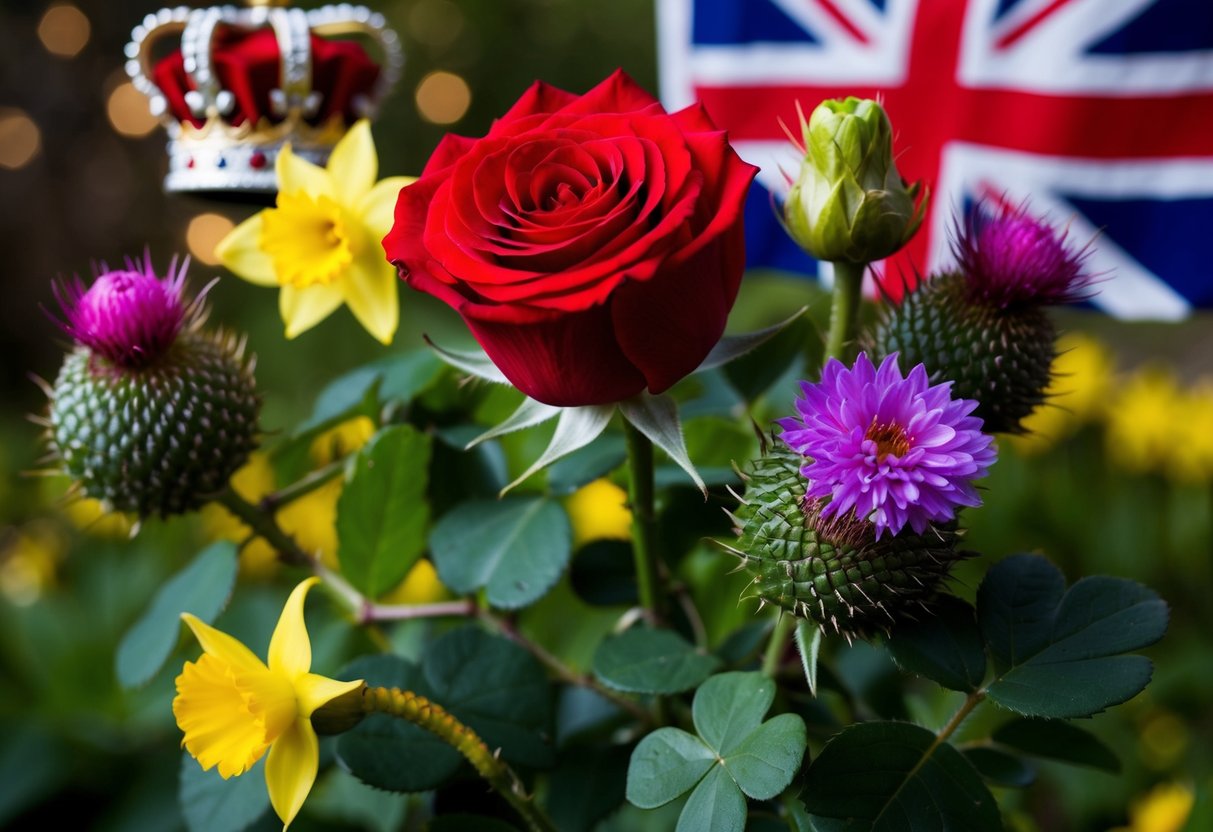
[258,458,345,512]
[824,260,866,363]
[762,614,795,678]
[624,420,666,625]
[363,685,557,832]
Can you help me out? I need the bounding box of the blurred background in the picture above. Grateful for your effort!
[0,1,1209,831]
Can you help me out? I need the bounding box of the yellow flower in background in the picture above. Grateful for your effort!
[278,479,342,570]
[381,559,452,605]
[1110,782,1194,832]
[1011,333,1114,455]
[565,478,633,548]
[174,578,363,829]
[310,416,375,466]
[201,453,279,578]
[1105,367,1180,476]
[0,521,63,606]
[216,121,413,344]
[1168,380,1213,484]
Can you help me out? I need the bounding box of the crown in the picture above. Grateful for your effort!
[125,1,402,199]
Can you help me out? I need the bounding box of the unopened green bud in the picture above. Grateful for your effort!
[784,97,926,264]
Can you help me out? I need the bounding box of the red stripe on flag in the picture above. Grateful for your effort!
[814,0,870,45]
[995,0,1073,49]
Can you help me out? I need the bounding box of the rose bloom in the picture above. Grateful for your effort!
[383,70,757,406]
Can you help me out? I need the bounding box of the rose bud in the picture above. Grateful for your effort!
[384,70,758,407]
[45,255,259,517]
[868,200,1096,433]
[784,97,926,264]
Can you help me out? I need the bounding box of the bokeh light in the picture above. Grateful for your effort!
[0,110,42,170]
[106,81,159,138]
[415,71,472,125]
[407,0,466,49]
[37,4,91,58]
[186,213,235,266]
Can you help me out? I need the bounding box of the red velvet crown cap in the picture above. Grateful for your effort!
[152,28,380,128]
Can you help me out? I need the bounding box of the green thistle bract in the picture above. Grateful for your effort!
[726,444,969,639]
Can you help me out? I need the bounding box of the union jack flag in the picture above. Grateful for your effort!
[658,0,1213,319]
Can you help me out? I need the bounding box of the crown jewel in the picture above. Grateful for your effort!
[126,1,402,198]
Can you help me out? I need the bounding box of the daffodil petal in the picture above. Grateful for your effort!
[327,120,377,206]
[215,213,279,287]
[280,283,344,339]
[264,718,319,830]
[356,176,416,239]
[276,144,334,199]
[268,577,318,678]
[295,673,364,718]
[181,613,267,674]
[342,257,398,345]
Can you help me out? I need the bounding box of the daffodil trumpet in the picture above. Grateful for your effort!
[216,120,412,345]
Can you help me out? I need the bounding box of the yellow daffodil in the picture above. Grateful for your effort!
[216,121,412,344]
[1169,380,1213,484]
[1105,367,1181,476]
[1110,782,1194,832]
[565,478,633,548]
[174,578,363,829]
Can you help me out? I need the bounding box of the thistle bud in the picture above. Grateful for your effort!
[868,201,1095,433]
[784,97,926,264]
[46,254,260,518]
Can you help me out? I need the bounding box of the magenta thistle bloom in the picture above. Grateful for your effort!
[778,353,997,538]
[953,200,1094,307]
[52,253,196,368]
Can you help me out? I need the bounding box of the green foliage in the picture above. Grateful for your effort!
[336,424,433,597]
[179,754,269,832]
[116,541,238,689]
[802,721,1001,831]
[430,496,571,609]
[626,673,808,830]
[885,595,986,692]
[977,554,1169,718]
[991,717,1120,772]
[593,628,720,694]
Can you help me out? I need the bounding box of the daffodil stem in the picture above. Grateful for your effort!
[624,420,666,626]
[763,259,870,678]
[364,686,558,832]
[824,260,866,363]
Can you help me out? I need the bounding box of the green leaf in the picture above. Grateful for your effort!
[626,728,716,809]
[570,540,638,607]
[547,434,627,495]
[697,307,808,371]
[991,717,1120,772]
[885,595,986,692]
[676,765,747,832]
[593,628,721,694]
[307,767,411,832]
[724,713,808,799]
[721,313,816,402]
[502,404,616,494]
[429,816,521,832]
[297,366,380,435]
[336,424,432,597]
[962,746,1036,788]
[795,621,822,696]
[376,349,445,403]
[336,655,463,792]
[692,672,775,754]
[423,626,555,768]
[978,554,1168,718]
[116,542,238,689]
[430,497,571,609]
[179,754,269,832]
[548,745,631,832]
[802,722,1001,831]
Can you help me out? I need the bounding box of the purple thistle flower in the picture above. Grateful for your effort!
[953,200,1095,307]
[52,253,198,368]
[778,352,997,539]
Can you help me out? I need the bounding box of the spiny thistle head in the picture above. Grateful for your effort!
[784,97,926,264]
[45,254,259,518]
[778,353,997,538]
[726,443,971,639]
[51,253,195,368]
[868,202,1098,433]
[953,200,1095,307]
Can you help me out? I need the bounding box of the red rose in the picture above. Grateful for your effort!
[382,71,757,406]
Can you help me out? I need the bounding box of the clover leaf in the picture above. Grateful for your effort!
[625,672,807,832]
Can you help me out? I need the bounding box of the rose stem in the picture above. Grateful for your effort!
[762,258,868,678]
[363,686,558,832]
[624,420,667,626]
